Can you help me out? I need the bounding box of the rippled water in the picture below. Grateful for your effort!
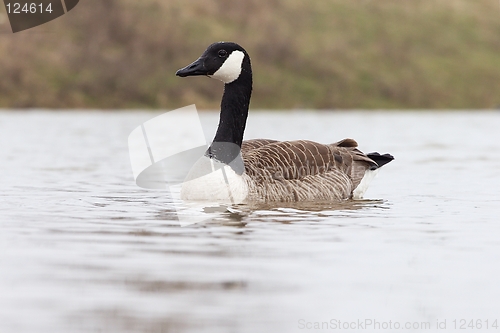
[1,110,499,333]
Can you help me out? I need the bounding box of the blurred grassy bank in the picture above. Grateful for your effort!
[1,0,499,109]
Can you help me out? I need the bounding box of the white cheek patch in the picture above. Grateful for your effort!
[210,50,245,84]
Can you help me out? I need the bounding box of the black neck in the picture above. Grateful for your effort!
[206,64,252,166]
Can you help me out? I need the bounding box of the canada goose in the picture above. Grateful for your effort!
[175,42,393,202]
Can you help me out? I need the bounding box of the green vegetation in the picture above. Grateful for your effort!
[1,0,499,109]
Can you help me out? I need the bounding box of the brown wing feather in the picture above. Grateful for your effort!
[241,139,279,153]
[241,139,377,202]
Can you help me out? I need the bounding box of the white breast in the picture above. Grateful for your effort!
[180,156,248,204]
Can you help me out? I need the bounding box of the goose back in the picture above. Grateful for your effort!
[241,139,378,202]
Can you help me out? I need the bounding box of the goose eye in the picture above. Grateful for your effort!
[218,50,228,58]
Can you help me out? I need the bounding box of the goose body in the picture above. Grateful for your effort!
[176,42,393,203]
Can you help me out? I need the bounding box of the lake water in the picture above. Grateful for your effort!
[1,110,499,333]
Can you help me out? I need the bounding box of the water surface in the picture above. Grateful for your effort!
[1,110,499,333]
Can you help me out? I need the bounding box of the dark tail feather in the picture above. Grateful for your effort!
[367,152,394,169]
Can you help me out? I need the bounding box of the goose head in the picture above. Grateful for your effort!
[176,42,251,84]
[175,42,252,171]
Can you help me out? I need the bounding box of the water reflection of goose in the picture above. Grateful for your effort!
[176,42,393,203]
